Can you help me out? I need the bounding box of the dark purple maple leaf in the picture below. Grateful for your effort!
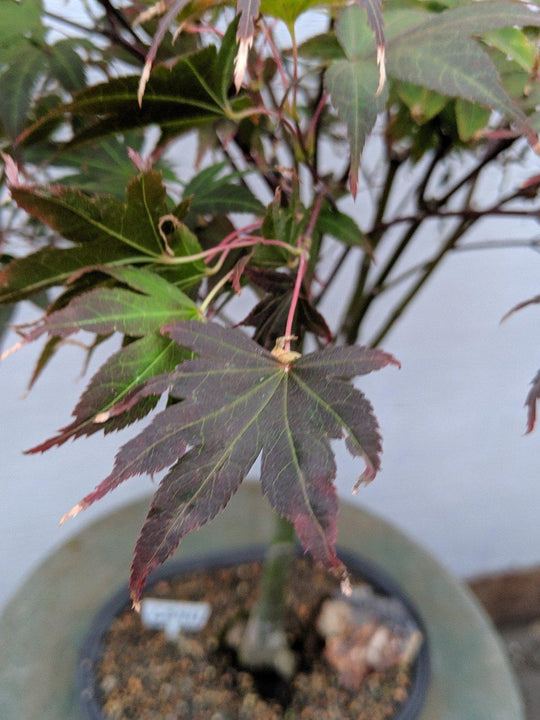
[60,321,398,605]
[241,267,332,349]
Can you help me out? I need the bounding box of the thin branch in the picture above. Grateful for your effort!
[200,270,235,315]
[434,138,514,209]
[284,193,325,351]
[284,252,308,350]
[370,218,474,347]
[366,166,483,346]
[313,246,352,305]
[341,156,400,344]
[260,19,290,93]
[217,135,258,196]
[417,134,450,210]
[341,148,538,340]
[212,221,263,254]
[366,220,419,292]
[290,25,299,120]
[231,137,282,197]
[95,0,145,46]
[454,237,540,252]
[43,11,96,37]
[308,84,327,138]
[375,236,540,297]
[47,2,147,62]
[373,206,539,232]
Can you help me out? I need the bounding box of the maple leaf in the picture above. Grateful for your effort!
[1,162,207,305]
[384,2,540,148]
[241,267,332,349]
[354,0,386,93]
[327,1,540,196]
[21,266,199,344]
[18,22,244,149]
[28,333,191,452]
[60,321,399,603]
[5,167,175,259]
[325,4,388,198]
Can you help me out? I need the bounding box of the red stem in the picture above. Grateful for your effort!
[307,92,328,142]
[283,193,326,351]
[260,19,290,92]
[206,237,298,269]
[213,221,263,251]
[305,192,325,239]
[284,252,308,349]
[182,24,224,38]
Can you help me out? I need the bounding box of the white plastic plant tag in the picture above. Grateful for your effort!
[140,598,211,639]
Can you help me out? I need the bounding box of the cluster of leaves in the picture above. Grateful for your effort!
[1,0,540,602]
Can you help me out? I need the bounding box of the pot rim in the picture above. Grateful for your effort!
[78,545,430,720]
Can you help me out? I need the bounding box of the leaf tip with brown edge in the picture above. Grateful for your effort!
[525,370,540,435]
[235,0,261,92]
[59,501,86,526]
[349,171,358,201]
[137,61,152,108]
[352,461,377,493]
[1,153,20,187]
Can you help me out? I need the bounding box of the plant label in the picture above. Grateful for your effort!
[140,598,211,639]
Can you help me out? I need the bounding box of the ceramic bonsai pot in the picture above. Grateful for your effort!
[0,483,526,720]
[77,545,431,720]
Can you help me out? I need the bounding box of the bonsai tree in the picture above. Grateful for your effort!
[1,0,540,678]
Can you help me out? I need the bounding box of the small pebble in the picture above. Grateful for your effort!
[100,674,118,693]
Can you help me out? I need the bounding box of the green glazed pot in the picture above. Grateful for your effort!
[0,483,525,720]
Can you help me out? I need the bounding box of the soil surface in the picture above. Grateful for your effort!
[97,557,414,720]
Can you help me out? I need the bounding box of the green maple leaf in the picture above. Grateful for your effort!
[7,169,169,256]
[325,5,388,197]
[18,21,246,149]
[0,242,130,305]
[327,1,540,194]
[58,321,399,602]
[385,1,540,145]
[23,266,199,343]
[1,167,205,303]
[182,162,265,219]
[260,0,322,25]
[22,267,199,451]
[29,334,191,452]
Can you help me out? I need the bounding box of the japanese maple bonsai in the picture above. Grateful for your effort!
[1,0,540,684]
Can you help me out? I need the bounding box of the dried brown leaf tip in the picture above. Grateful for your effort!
[235,0,261,91]
[137,0,191,106]
[354,0,386,95]
[133,0,167,29]
[375,45,386,96]
[2,153,20,187]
